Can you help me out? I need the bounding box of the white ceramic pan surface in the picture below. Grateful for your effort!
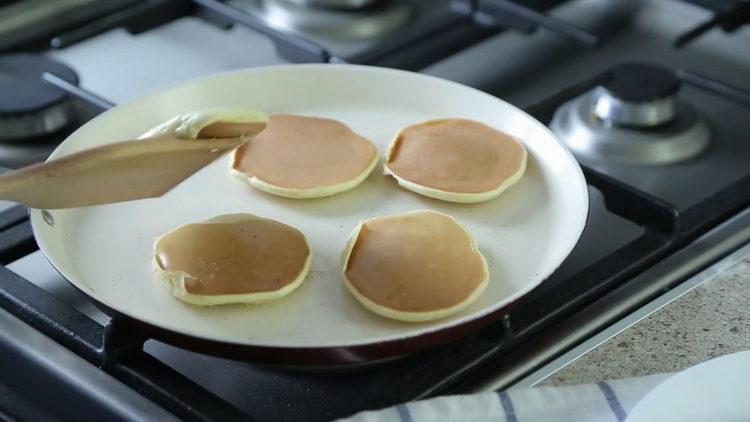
[30,65,588,362]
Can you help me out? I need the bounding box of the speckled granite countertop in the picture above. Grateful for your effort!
[541,255,750,386]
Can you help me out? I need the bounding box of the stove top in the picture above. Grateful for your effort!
[551,62,711,165]
[0,0,749,420]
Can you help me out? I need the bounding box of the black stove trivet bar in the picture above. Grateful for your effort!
[0,255,248,421]
[192,0,333,63]
[0,206,37,266]
[678,69,750,107]
[49,0,193,50]
[0,206,31,235]
[675,0,750,48]
[338,1,497,70]
[675,69,750,238]
[0,0,142,52]
[42,72,116,111]
[475,0,600,47]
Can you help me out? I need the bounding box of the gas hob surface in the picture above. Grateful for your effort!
[0,0,749,420]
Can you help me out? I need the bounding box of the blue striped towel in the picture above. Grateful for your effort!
[341,373,671,422]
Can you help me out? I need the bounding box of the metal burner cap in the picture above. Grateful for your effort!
[594,63,682,128]
[286,0,379,9]
[551,90,710,165]
[602,62,680,103]
[0,54,79,141]
[261,0,411,41]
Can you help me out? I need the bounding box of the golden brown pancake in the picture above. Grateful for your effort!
[153,213,311,306]
[385,118,527,203]
[342,210,488,322]
[231,114,379,198]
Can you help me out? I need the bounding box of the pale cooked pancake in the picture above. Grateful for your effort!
[342,210,489,322]
[153,213,311,306]
[140,108,268,140]
[384,118,527,203]
[231,114,379,199]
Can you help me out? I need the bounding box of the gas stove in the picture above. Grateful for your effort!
[0,0,749,420]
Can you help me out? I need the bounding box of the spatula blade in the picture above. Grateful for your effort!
[0,136,244,209]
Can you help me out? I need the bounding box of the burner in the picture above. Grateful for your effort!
[551,63,710,165]
[0,54,79,142]
[258,0,412,41]
[286,0,380,9]
[594,63,680,128]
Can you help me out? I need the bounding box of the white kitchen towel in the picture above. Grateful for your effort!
[341,373,671,422]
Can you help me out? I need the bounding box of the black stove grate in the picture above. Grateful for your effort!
[5,0,746,66]
[0,63,747,420]
[3,0,600,70]
[675,0,750,48]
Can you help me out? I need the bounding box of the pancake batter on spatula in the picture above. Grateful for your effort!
[140,108,269,140]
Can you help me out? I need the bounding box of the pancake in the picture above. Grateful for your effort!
[153,213,311,306]
[231,114,379,199]
[342,210,488,322]
[384,118,527,203]
[140,108,268,140]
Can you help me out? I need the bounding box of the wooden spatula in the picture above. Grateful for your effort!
[0,136,244,209]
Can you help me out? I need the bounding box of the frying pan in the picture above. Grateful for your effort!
[30,64,588,365]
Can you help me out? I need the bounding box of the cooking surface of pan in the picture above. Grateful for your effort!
[29,65,587,360]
